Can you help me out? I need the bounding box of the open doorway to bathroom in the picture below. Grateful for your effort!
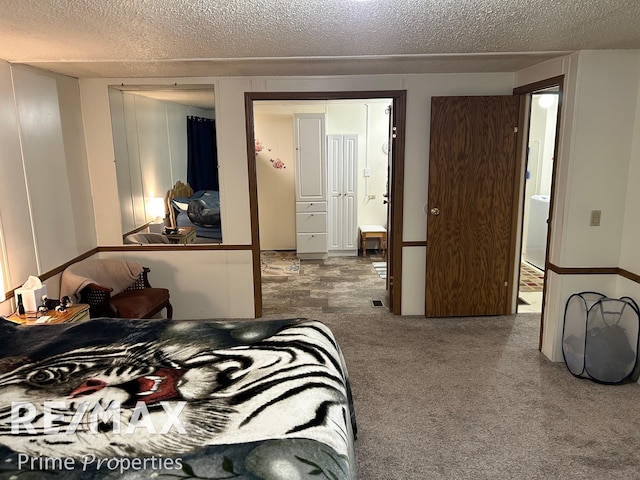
[518,86,560,313]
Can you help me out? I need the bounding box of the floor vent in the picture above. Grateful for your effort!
[371,299,385,307]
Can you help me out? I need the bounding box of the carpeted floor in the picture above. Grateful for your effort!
[262,311,640,480]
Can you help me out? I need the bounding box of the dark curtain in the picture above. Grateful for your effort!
[187,116,219,192]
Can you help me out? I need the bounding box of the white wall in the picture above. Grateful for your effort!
[360,102,391,227]
[0,62,96,315]
[617,55,640,302]
[255,111,297,250]
[98,249,254,318]
[0,62,38,301]
[3,52,638,341]
[11,54,640,327]
[517,51,640,361]
[561,52,639,268]
[80,72,515,317]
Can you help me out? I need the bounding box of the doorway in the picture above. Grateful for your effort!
[424,83,562,320]
[518,88,559,313]
[245,91,407,317]
[512,76,564,350]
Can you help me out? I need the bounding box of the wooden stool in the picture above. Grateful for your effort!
[359,225,387,257]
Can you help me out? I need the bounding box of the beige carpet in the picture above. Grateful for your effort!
[261,311,640,480]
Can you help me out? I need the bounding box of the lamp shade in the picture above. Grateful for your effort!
[146,197,165,221]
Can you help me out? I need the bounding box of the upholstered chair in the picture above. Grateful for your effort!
[61,259,173,319]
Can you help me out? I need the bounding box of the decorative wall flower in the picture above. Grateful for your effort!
[256,138,286,170]
[270,158,286,169]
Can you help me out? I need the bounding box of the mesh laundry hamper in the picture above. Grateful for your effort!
[562,292,640,384]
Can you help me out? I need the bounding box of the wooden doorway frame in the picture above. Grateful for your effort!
[245,91,407,317]
[513,75,565,350]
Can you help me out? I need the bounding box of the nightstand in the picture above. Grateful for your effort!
[5,303,90,325]
[165,226,197,244]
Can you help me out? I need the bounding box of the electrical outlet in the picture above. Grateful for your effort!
[368,194,376,200]
[590,210,601,226]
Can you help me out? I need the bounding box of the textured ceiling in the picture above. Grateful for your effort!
[0,0,639,78]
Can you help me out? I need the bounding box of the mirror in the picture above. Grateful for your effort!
[108,85,221,245]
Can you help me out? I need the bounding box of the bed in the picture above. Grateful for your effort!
[0,317,357,479]
[166,180,222,241]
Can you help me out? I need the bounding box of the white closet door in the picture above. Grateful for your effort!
[327,135,342,250]
[342,135,358,250]
[327,134,357,254]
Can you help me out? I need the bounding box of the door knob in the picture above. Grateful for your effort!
[430,207,440,216]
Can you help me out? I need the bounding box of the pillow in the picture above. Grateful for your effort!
[171,197,190,212]
[187,197,221,227]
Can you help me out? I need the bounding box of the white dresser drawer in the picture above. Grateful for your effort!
[297,233,327,253]
[296,212,327,233]
[296,201,327,213]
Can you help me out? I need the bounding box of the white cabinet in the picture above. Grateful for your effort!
[327,134,358,255]
[296,211,327,233]
[295,202,328,257]
[295,114,326,202]
[295,114,327,258]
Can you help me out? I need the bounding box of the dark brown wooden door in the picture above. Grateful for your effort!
[426,96,519,317]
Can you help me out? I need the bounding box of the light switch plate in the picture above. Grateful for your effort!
[590,210,601,226]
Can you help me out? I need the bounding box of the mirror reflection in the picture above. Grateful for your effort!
[108,85,221,245]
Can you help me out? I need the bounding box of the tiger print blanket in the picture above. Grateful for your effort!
[0,317,357,479]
